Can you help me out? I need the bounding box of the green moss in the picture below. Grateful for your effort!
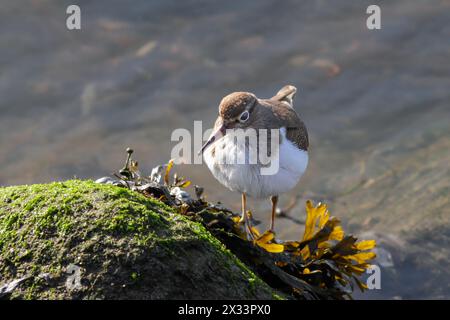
[23,195,45,211]
[130,271,140,282]
[272,292,286,300]
[0,179,276,299]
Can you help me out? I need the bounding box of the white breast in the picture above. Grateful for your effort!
[203,127,308,199]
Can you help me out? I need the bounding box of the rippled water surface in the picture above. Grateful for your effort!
[1,0,449,299]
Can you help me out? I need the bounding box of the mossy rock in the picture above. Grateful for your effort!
[0,180,278,299]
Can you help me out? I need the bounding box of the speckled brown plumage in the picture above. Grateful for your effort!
[215,89,309,151]
[219,92,256,119]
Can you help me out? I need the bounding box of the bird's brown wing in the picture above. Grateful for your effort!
[259,99,309,151]
[285,122,309,151]
[282,105,309,151]
[271,86,308,151]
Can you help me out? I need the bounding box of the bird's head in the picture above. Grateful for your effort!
[199,92,257,155]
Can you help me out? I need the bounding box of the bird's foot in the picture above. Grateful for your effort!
[232,210,257,241]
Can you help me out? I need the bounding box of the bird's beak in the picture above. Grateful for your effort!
[198,123,226,155]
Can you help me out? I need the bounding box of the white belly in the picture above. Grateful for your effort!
[203,128,308,199]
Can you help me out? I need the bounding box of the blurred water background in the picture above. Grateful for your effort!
[0,0,449,299]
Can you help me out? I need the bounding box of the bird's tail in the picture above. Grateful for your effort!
[270,85,297,107]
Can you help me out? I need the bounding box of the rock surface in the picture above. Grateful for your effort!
[0,180,278,299]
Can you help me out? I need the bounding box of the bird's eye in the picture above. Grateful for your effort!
[239,111,249,123]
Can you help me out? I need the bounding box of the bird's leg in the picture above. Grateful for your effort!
[239,192,255,240]
[239,192,247,223]
[270,195,278,232]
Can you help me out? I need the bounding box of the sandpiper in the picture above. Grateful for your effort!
[199,85,309,232]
